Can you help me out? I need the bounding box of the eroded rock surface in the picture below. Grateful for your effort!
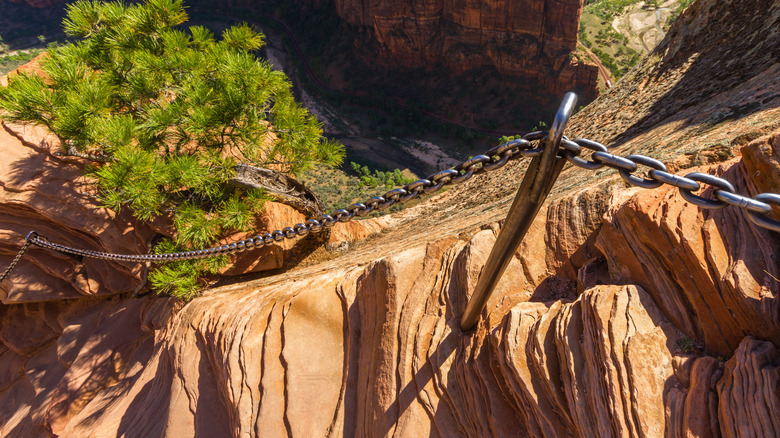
[1,0,780,436]
[2,169,777,435]
[0,123,159,303]
[331,0,598,94]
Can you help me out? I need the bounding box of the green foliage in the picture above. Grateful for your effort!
[0,49,44,75]
[0,0,344,298]
[594,27,628,46]
[148,238,229,300]
[350,161,413,189]
[584,0,637,20]
[498,135,520,144]
[498,122,546,143]
[532,121,549,132]
[669,0,696,23]
[579,22,592,47]
[300,159,415,217]
[677,336,699,354]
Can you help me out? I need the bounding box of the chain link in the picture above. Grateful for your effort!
[2,132,779,283]
[0,232,35,283]
[568,138,780,232]
[3,131,545,268]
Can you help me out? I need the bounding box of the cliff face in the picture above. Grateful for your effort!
[1,0,780,436]
[2,136,778,436]
[4,0,62,8]
[334,0,597,95]
[6,0,598,100]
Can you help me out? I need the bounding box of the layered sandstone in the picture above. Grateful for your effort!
[1,0,780,436]
[1,136,778,435]
[333,0,598,95]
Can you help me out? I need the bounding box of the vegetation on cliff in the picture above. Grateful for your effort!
[579,0,695,81]
[0,0,344,297]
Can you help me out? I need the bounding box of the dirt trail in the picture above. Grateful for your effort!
[577,42,613,88]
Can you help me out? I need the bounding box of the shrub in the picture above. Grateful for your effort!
[0,0,344,298]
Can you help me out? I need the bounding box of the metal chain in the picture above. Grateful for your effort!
[0,232,35,283]
[563,139,780,232]
[2,132,779,282]
[6,130,549,267]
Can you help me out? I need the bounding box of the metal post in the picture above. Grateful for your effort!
[460,92,578,331]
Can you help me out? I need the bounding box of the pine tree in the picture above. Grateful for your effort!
[0,0,344,298]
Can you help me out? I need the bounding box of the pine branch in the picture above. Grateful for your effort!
[57,146,113,162]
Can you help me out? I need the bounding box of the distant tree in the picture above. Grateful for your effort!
[0,0,344,298]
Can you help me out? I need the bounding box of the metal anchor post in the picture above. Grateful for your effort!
[460,92,578,331]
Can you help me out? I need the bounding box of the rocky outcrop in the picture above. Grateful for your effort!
[492,284,680,437]
[333,0,598,95]
[717,338,780,438]
[0,122,159,303]
[595,158,780,357]
[1,150,777,434]
[1,0,780,436]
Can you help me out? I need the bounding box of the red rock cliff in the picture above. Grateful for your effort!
[5,0,62,8]
[0,0,779,436]
[6,0,599,97]
[334,0,597,94]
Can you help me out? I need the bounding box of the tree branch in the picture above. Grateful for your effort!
[228,164,324,217]
[58,146,112,163]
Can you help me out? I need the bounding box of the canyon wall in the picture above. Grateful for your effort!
[333,0,597,95]
[0,0,779,436]
[0,131,777,436]
[4,0,62,8]
[7,0,598,97]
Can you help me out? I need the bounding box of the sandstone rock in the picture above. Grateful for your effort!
[1,0,780,435]
[0,296,175,436]
[494,283,681,437]
[741,131,780,206]
[717,337,780,438]
[0,231,689,437]
[327,214,392,246]
[0,148,777,435]
[595,153,780,358]
[0,122,160,303]
[332,0,598,93]
[666,355,723,438]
